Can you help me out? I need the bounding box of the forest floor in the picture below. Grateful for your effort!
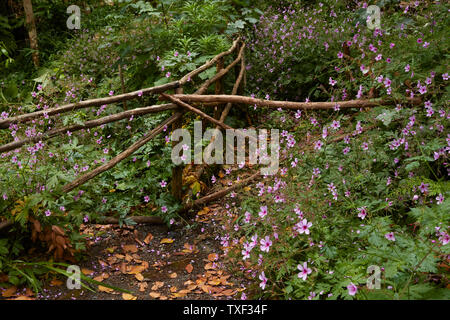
[1,199,250,300]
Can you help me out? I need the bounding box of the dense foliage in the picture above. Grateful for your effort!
[222,0,449,300]
[0,0,260,291]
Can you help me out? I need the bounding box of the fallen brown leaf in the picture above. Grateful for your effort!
[222,289,235,296]
[122,244,138,253]
[135,273,144,281]
[138,282,148,292]
[98,285,114,294]
[131,253,142,261]
[183,243,194,252]
[2,286,16,298]
[200,285,211,293]
[208,279,221,286]
[119,262,127,274]
[179,289,190,294]
[208,253,218,262]
[204,262,215,270]
[151,281,164,290]
[122,293,137,300]
[143,233,154,244]
[187,284,197,291]
[172,291,187,298]
[93,275,105,282]
[106,256,118,265]
[12,296,35,300]
[197,207,210,216]
[170,286,178,293]
[81,268,94,276]
[98,259,108,268]
[128,264,147,274]
[125,254,133,262]
[50,279,63,286]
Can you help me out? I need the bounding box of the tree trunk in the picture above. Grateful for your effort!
[23,0,39,67]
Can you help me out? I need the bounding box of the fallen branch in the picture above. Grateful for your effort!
[213,56,225,119]
[61,111,183,194]
[161,93,234,131]
[195,55,247,179]
[0,39,245,231]
[58,43,243,197]
[0,82,179,129]
[167,94,421,110]
[161,93,258,145]
[0,103,177,154]
[184,171,261,211]
[0,38,242,130]
[220,54,246,123]
[179,37,241,85]
[195,43,245,95]
[98,216,164,225]
[0,220,13,232]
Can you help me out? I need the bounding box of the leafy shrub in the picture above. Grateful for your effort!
[222,0,449,300]
[0,0,249,290]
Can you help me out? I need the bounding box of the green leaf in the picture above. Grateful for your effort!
[198,68,215,80]
[191,181,201,195]
[375,109,396,126]
[405,161,420,172]
[154,77,170,86]
[1,84,18,101]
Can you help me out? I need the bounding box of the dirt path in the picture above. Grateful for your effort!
[29,202,249,300]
